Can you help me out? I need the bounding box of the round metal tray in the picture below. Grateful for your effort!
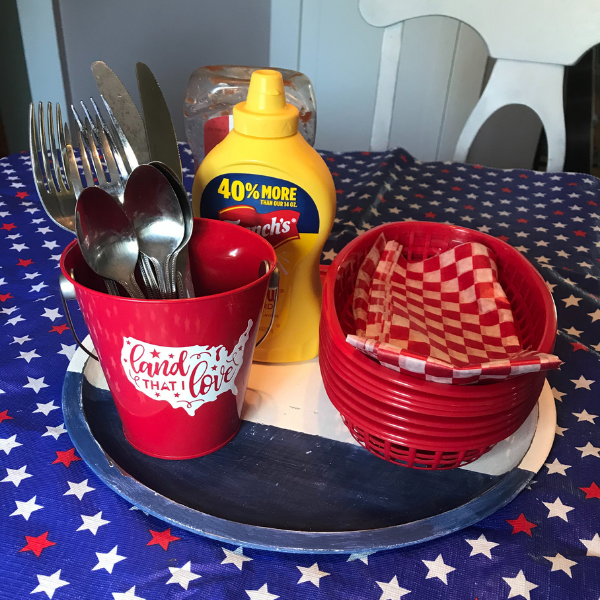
[62,340,555,554]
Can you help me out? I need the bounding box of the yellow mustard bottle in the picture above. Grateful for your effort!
[192,69,336,363]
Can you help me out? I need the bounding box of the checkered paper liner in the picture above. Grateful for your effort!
[347,240,561,384]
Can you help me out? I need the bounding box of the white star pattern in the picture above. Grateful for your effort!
[580,533,600,558]
[571,375,594,390]
[42,424,67,440]
[31,570,69,598]
[0,143,599,597]
[502,570,538,600]
[93,546,126,574]
[576,442,600,458]
[33,401,59,416]
[112,586,145,600]
[465,533,499,558]
[422,554,455,584]
[41,307,61,321]
[10,495,43,520]
[23,377,49,393]
[221,546,252,570]
[544,553,577,577]
[166,561,201,590]
[543,497,575,521]
[64,479,95,500]
[544,458,571,475]
[1,465,32,487]
[245,583,279,600]
[0,434,22,455]
[296,563,330,587]
[77,511,109,535]
[376,576,411,600]
[347,551,375,564]
[573,409,597,423]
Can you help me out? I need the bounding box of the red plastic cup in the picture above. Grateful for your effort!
[60,218,277,459]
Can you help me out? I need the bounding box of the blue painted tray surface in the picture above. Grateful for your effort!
[62,352,552,554]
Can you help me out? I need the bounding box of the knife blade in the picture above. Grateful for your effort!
[91,61,150,167]
[135,62,183,183]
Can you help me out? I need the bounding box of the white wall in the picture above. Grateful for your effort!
[18,0,271,141]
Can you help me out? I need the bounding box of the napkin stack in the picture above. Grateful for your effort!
[348,234,561,384]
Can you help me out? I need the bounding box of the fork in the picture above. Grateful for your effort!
[68,100,160,299]
[29,101,120,296]
[29,102,76,233]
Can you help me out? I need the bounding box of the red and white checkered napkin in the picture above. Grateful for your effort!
[347,240,561,384]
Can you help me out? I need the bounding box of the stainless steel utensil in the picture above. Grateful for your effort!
[75,187,145,299]
[71,103,127,202]
[91,61,150,167]
[123,165,185,299]
[67,102,160,299]
[136,62,183,183]
[29,101,76,232]
[149,161,194,298]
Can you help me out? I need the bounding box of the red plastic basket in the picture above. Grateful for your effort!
[320,222,556,470]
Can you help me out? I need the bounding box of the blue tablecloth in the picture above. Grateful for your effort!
[1,145,598,599]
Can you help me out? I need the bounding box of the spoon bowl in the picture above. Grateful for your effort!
[123,164,185,298]
[75,187,145,299]
[149,160,194,298]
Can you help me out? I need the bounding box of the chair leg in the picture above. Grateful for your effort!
[454,58,566,171]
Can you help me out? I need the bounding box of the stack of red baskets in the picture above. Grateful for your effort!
[319,222,557,470]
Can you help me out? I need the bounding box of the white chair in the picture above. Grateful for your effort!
[359,0,600,171]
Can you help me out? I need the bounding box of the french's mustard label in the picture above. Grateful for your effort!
[201,173,319,249]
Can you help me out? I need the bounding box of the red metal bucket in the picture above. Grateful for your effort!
[60,218,277,459]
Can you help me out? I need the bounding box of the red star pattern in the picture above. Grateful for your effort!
[580,482,600,500]
[147,528,181,551]
[52,448,82,468]
[0,409,13,424]
[0,142,597,598]
[49,324,70,334]
[506,514,537,536]
[19,531,56,557]
[571,342,588,352]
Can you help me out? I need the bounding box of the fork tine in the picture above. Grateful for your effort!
[29,103,47,200]
[79,100,101,147]
[83,115,107,187]
[92,108,120,183]
[56,103,70,188]
[64,125,83,199]
[75,124,94,188]
[47,103,67,193]
[39,102,58,196]
[72,105,100,187]
[89,96,127,178]
[100,94,139,170]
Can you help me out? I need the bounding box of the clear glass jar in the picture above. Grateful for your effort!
[184,65,316,169]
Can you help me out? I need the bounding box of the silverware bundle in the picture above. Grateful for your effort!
[29,61,193,300]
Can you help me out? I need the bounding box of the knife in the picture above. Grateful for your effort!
[91,61,150,167]
[135,62,183,183]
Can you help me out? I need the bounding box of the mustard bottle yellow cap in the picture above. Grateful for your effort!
[233,69,299,138]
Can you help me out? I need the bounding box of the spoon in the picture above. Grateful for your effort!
[75,187,145,299]
[149,161,195,298]
[123,164,184,299]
